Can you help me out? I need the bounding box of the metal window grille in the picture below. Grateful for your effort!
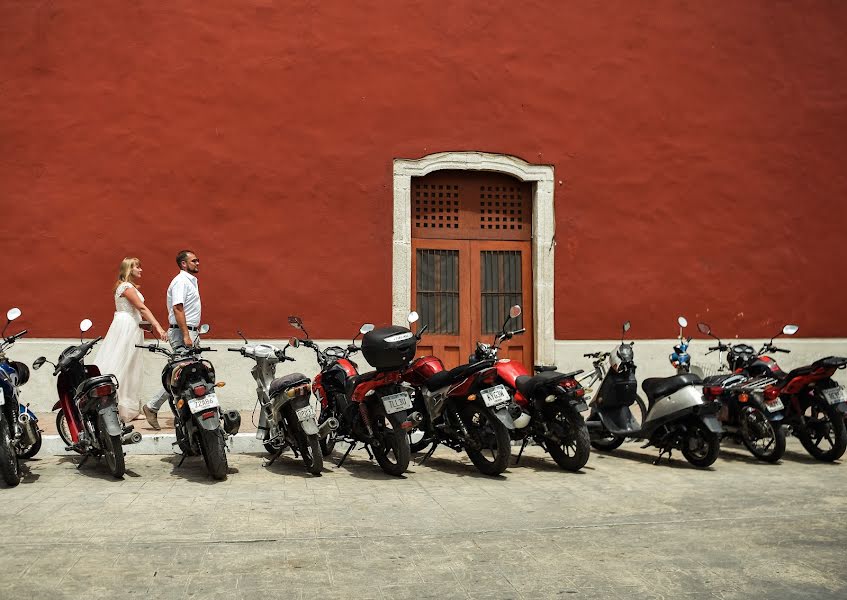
[416,249,459,334]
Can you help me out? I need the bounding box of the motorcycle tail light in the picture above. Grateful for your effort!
[201,410,216,420]
[704,386,723,399]
[193,385,207,397]
[90,383,115,398]
[764,386,780,401]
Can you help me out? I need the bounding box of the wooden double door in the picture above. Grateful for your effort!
[411,239,533,370]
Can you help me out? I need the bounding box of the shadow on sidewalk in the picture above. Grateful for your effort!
[240,451,321,478]
[158,455,239,483]
[56,455,142,480]
[589,447,715,470]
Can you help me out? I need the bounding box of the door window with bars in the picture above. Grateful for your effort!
[481,251,523,334]
[416,249,459,334]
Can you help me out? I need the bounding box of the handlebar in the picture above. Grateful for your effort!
[227,347,243,352]
[3,329,28,343]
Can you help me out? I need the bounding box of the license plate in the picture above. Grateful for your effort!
[481,385,510,407]
[764,398,784,412]
[382,392,412,414]
[823,387,846,405]
[295,405,316,421]
[188,393,219,414]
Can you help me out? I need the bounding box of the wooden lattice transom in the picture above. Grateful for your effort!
[413,183,460,230]
[479,185,526,232]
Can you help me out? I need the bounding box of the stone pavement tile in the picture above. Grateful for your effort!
[381,582,470,599]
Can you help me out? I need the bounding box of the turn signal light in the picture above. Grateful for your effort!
[738,392,749,403]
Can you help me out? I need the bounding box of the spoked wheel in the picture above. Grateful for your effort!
[0,418,21,487]
[198,427,229,480]
[462,403,511,476]
[370,410,411,477]
[590,396,646,451]
[544,403,591,471]
[740,407,786,463]
[98,414,125,478]
[286,410,323,475]
[797,400,847,462]
[681,420,721,468]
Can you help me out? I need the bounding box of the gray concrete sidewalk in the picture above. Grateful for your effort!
[1,438,845,599]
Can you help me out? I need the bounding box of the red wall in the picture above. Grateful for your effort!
[2,1,846,339]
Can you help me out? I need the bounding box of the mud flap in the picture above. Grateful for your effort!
[97,405,123,436]
[699,414,723,435]
[493,406,516,430]
[196,412,222,431]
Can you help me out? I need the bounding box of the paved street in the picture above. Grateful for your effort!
[2,438,845,599]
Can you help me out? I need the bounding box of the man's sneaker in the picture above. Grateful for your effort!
[143,405,161,430]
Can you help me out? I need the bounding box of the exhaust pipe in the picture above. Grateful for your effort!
[318,417,339,438]
[17,413,39,446]
[122,431,143,444]
[222,410,242,436]
[400,411,424,431]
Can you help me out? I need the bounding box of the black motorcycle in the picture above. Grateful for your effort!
[137,323,239,480]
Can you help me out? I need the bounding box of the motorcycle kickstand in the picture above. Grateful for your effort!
[76,455,90,469]
[653,448,672,466]
[515,438,530,465]
[177,454,187,468]
[417,441,439,466]
[364,445,374,460]
[337,441,356,468]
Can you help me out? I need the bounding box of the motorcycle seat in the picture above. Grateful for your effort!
[423,360,493,391]
[702,373,736,386]
[813,356,847,370]
[514,371,573,399]
[75,375,116,399]
[269,373,310,398]
[641,373,702,402]
[345,370,381,397]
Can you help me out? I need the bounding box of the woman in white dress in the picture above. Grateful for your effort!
[94,257,167,422]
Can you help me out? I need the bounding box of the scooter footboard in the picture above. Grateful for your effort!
[596,405,641,435]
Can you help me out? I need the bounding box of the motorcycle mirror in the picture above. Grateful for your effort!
[782,324,799,336]
[697,322,711,335]
[139,321,153,333]
[509,305,522,319]
[6,307,21,322]
[677,316,688,328]
[32,356,46,370]
[407,311,419,324]
[80,319,93,333]
[237,330,249,344]
[288,316,304,330]
[288,336,300,348]
[360,323,375,335]
[198,324,210,335]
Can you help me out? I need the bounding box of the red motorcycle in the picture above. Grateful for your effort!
[698,322,847,461]
[402,314,515,476]
[289,316,419,477]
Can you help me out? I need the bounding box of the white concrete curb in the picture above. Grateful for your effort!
[40,432,265,456]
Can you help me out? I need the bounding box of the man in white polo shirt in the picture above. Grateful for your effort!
[142,249,202,430]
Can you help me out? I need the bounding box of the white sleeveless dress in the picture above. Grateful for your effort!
[93,282,145,422]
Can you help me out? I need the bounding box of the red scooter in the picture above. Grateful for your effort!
[32,319,141,478]
[289,316,419,477]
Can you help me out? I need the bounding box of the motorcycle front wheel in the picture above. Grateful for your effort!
[0,417,21,487]
[18,429,42,459]
[370,410,411,477]
[98,414,125,478]
[797,400,847,462]
[462,403,510,476]
[544,403,591,471]
[319,399,341,457]
[740,407,785,463]
[198,427,228,480]
[590,396,647,451]
[681,421,721,468]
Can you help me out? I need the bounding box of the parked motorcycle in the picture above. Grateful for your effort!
[290,316,417,477]
[402,312,516,476]
[459,305,591,471]
[136,323,239,480]
[228,332,326,475]
[34,318,140,478]
[698,322,846,462]
[585,321,722,467]
[0,308,41,486]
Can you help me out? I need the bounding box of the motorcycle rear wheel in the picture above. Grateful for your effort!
[98,414,125,478]
[463,403,510,476]
[286,410,323,475]
[740,407,785,463]
[681,421,721,468]
[797,401,847,462]
[544,404,591,471]
[0,418,21,487]
[198,427,228,480]
[370,411,411,476]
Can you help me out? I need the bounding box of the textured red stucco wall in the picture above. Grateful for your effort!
[1,1,846,339]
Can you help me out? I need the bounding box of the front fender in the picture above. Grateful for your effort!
[97,404,123,436]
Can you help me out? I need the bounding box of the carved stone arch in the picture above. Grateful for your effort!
[392,151,555,364]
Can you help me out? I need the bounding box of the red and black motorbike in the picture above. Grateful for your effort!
[466,306,591,471]
[289,316,419,477]
[402,313,516,476]
[33,318,141,478]
[698,322,847,462]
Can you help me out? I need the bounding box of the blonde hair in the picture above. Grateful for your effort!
[113,257,141,292]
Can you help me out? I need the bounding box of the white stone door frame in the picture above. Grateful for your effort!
[392,151,556,364]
